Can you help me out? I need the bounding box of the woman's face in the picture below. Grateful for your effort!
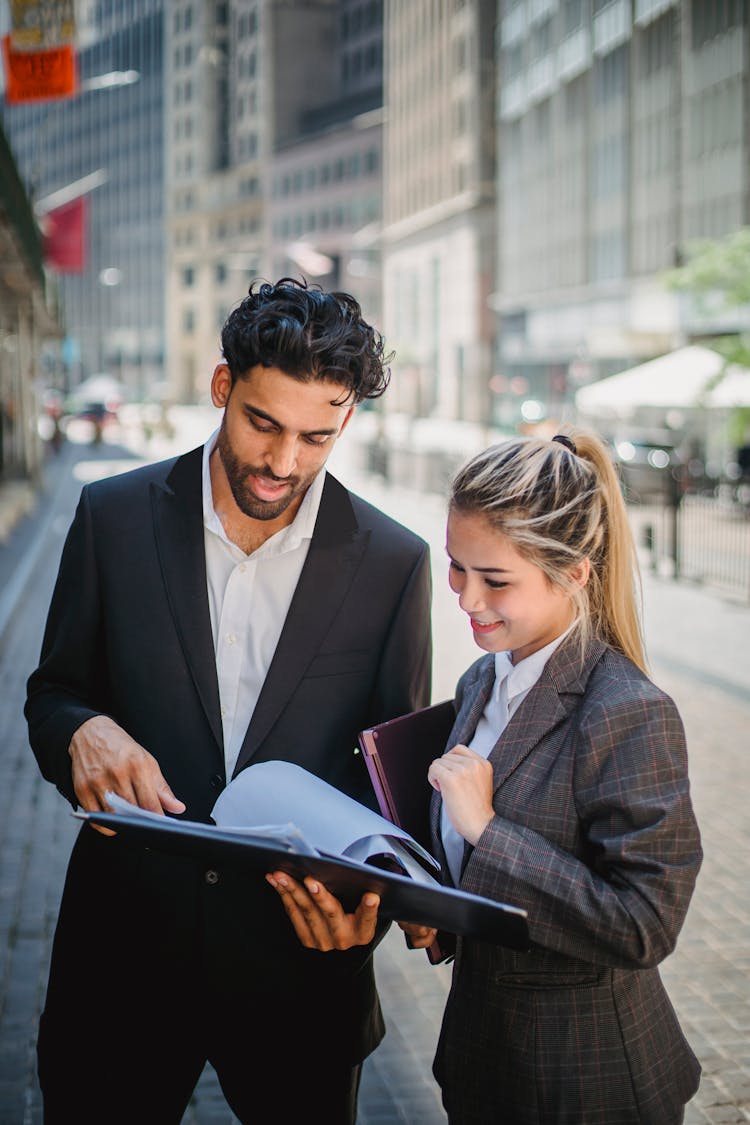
[446,509,582,664]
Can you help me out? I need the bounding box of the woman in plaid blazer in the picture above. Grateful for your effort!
[270,429,702,1124]
[416,430,702,1124]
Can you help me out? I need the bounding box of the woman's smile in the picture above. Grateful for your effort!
[469,617,503,635]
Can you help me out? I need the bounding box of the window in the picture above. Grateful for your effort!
[531,17,553,60]
[503,43,523,79]
[691,0,745,48]
[563,0,584,34]
[182,266,195,286]
[593,45,628,104]
[638,12,674,78]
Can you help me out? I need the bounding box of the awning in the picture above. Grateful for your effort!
[575,346,750,415]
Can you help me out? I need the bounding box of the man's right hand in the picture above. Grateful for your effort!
[69,715,186,835]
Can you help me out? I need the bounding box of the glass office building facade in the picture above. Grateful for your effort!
[2,0,166,398]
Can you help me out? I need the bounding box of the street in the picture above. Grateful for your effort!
[0,409,749,1124]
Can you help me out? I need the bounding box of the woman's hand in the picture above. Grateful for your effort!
[266,871,379,951]
[398,921,438,949]
[428,744,495,846]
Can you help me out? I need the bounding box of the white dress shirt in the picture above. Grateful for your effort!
[441,627,574,885]
[201,430,326,779]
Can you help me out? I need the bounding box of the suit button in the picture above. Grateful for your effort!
[209,774,224,791]
[205,869,219,885]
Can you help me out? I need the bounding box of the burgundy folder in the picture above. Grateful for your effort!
[358,700,458,963]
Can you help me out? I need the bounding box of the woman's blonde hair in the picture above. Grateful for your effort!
[450,430,647,673]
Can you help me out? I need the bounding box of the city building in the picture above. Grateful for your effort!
[167,0,385,404]
[0,119,62,515]
[1,0,166,402]
[267,0,384,328]
[166,0,261,403]
[494,0,750,430]
[380,0,497,425]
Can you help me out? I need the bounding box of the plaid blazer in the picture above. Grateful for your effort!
[431,638,702,1125]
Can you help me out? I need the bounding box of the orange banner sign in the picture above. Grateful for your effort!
[2,35,77,103]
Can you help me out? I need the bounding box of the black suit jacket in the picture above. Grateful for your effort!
[25,446,432,1065]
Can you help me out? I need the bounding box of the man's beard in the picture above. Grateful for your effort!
[216,423,314,521]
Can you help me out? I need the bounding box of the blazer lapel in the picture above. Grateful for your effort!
[151,447,224,756]
[429,657,496,883]
[453,658,497,744]
[232,473,366,776]
[487,637,607,791]
[429,639,607,883]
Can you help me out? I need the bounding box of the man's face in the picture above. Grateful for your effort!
[211,363,354,523]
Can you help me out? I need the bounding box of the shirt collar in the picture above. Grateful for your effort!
[493,622,576,703]
[201,428,326,556]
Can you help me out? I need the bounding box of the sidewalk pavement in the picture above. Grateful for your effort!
[1,413,749,1123]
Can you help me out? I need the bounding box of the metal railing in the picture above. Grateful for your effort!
[634,491,750,604]
[676,493,750,601]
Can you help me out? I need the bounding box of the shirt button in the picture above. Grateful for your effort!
[238,564,247,573]
[226,633,237,645]
[205,869,219,885]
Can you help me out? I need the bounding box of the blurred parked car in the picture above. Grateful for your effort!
[614,439,681,504]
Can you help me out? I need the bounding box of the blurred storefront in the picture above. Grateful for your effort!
[0,119,62,528]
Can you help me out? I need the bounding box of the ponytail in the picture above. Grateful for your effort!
[573,432,646,673]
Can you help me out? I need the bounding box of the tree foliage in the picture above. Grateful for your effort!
[666,226,750,313]
[666,228,750,383]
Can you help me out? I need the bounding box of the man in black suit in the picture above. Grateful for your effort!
[25,279,432,1125]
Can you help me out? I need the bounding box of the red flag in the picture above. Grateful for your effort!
[2,34,77,103]
[43,196,87,272]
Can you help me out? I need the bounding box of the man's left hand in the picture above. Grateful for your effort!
[266,871,379,951]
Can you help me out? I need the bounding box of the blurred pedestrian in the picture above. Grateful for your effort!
[25,278,432,1125]
[270,429,702,1125]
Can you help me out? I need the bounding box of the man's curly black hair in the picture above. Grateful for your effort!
[220,277,392,404]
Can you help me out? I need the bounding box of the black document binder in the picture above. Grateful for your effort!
[76,807,530,951]
[358,699,457,857]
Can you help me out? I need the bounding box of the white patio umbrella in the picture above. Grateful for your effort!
[574,346,733,416]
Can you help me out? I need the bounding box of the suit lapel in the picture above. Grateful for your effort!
[151,447,224,756]
[232,473,366,776]
[453,658,496,746]
[486,637,606,792]
[429,657,496,882]
[429,639,607,882]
